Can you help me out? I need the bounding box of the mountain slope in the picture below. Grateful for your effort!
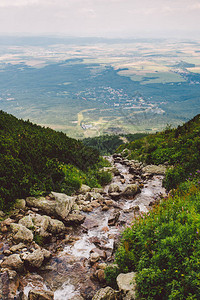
[0,110,100,210]
[118,114,200,190]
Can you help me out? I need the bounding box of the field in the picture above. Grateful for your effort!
[0,37,200,138]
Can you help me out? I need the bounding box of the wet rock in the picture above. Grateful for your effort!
[109,192,121,200]
[104,200,114,206]
[28,289,54,300]
[11,223,33,243]
[78,184,91,194]
[64,213,85,225]
[122,184,140,198]
[116,272,136,298]
[41,249,51,260]
[82,205,93,212]
[22,249,44,269]
[123,206,140,213]
[91,188,105,194]
[1,254,24,271]
[3,249,12,256]
[91,200,101,208]
[95,269,105,283]
[91,248,107,260]
[108,184,120,194]
[89,237,101,246]
[142,164,167,175]
[10,243,26,253]
[92,286,117,300]
[103,167,119,176]
[83,217,99,229]
[90,252,100,264]
[48,218,65,234]
[19,215,34,229]
[0,269,20,300]
[108,211,120,226]
[71,296,84,300]
[102,205,109,211]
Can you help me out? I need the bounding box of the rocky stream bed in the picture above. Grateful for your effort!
[0,154,167,300]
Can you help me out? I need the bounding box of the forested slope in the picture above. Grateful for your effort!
[0,110,103,210]
[118,114,200,190]
[83,133,148,155]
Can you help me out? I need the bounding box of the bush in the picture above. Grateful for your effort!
[96,170,112,186]
[117,114,200,190]
[106,179,200,299]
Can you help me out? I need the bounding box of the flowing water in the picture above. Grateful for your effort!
[22,156,166,299]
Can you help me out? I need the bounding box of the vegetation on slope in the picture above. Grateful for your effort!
[82,133,148,155]
[118,114,200,190]
[0,110,111,210]
[106,174,200,299]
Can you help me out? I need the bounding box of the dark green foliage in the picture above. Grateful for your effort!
[0,110,100,210]
[96,170,112,186]
[117,114,200,190]
[82,133,148,155]
[105,176,200,299]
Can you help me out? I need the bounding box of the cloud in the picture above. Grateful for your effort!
[0,0,39,7]
[0,0,199,37]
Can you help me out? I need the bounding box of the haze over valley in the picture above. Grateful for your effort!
[0,37,200,138]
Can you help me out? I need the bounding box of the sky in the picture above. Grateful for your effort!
[0,0,200,38]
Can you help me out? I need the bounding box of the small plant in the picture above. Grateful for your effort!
[33,233,44,246]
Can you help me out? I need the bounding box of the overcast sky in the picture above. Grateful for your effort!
[0,0,200,38]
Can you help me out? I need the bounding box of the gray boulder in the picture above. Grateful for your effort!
[14,199,26,210]
[78,184,91,194]
[1,254,24,271]
[48,218,65,234]
[19,215,34,229]
[50,192,76,220]
[22,249,44,269]
[64,213,85,225]
[117,272,136,299]
[28,289,54,300]
[10,243,26,253]
[108,184,121,194]
[26,197,56,215]
[142,164,167,175]
[92,286,117,300]
[26,192,75,221]
[122,184,140,198]
[10,223,33,243]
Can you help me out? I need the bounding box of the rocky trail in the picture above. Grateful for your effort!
[0,154,167,300]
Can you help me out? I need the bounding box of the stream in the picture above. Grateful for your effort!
[20,155,166,299]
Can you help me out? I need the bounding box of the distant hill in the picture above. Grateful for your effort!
[82,133,148,155]
[118,114,200,190]
[0,110,100,210]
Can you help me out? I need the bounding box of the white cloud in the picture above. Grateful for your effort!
[0,0,39,7]
[0,0,199,37]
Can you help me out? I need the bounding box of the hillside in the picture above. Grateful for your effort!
[82,133,148,155]
[118,114,200,190]
[0,110,108,210]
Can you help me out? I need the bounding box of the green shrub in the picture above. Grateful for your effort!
[106,180,200,299]
[96,170,112,186]
[117,114,200,190]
